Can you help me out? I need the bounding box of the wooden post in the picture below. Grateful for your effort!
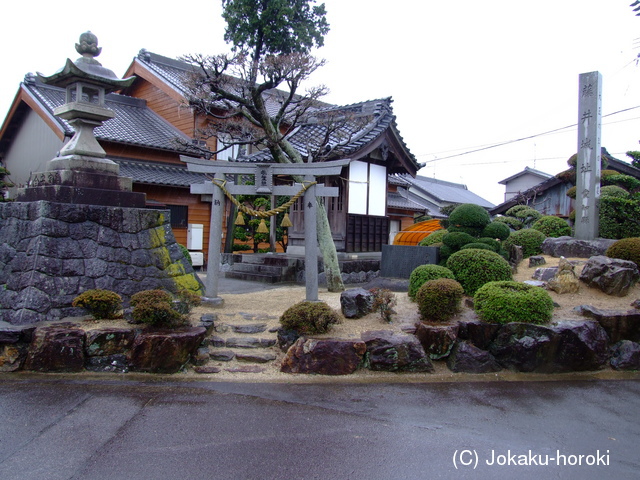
[304,175,319,301]
[575,71,602,240]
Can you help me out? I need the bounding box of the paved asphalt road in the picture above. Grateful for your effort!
[0,376,638,480]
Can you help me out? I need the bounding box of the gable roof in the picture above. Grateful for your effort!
[234,97,421,175]
[0,74,196,155]
[395,174,494,209]
[498,166,553,185]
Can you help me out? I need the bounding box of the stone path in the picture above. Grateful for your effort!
[193,312,281,374]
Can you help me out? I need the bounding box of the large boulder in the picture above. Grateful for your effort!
[340,288,374,318]
[128,327,206,373]
[547,257,580,294]
[456,320,501,350]
[361,330,434,372]
[609,340,640,370]
[489,321,610,373]
[414,324,458,359]
[579,256,640,296]
[577,305,640,343]
[85,327,135,357]
[24,323,85,372]
[446,341,502,374]
[542,237,616,258]
[280,337,366,375]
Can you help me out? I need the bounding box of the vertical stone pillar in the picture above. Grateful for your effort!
[204,173,225,303]
[575,71,602,240]
[303,176,319,302]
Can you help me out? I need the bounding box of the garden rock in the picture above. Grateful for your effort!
[280,337,366,375]
[235,351,277,363]
[128,326,206,373]
[579,256,640,296]
[549,320,609,372]
[446,341,502,373]
[361,330,434,372]
[609,340,640,370]
[547,257,580,294]
[85,327,135,357]
[0,344,28,372]
[541,237,616,258]
[340,288,374,318]
[529,256,546,267]
[533,267,558,282]
[0,323,36,344]
[577,305,640,343]
[457,320,501,350]
[85,354,129,373]
[24,323,85,372]
[277,328,300,352]
[414,324,458,359]
[489,323,555,372]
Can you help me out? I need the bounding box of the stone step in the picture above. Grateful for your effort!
[208,347,276,364]
[209,335,277,349]
[231,263,286,275]
[224,271,282,283]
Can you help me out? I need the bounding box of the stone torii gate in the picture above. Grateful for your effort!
[182,157,350,303]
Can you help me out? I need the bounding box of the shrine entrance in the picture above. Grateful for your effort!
[182,157,350,303]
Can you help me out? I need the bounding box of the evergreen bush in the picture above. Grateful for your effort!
[600,185,629,199]
[606,237,640,270]
[279,301,341,334]
[446,249,512,296]
[481,221,511,240]
[415,278,464,323]
[503,228,546,258]
[442,231,476,251]
[418,229,448,246]
[72,289,122,320]
[447,203,490,236]
[494,216,524,231]
[408,264,456,300]
[531,216,571,238]
[474,281,554,325]
[599,196,640,239]
[130,289,183,326]
[460,242,494,251]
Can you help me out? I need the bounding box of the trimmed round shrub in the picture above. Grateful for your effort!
[408,264,456,300]
[72,289,122,319]
[474,281,555,325]
[531,216,571,238]
[482,221,511,241]
[418,229,448,246]
[507,206,541,226]
[476,237,501,252]
[279,301,341,334]
[566,186,577,199]
[503,228,546,258]
[446,249,512,296]
[447,203,490,236]
[606,237,640,269]
[602,173,640,191]
[494,215,524,231]
[130,289,183,326]
[600,185,629,199]
[415,278,464,323]
[442,231,476,251]
[460,242,494,251]
[599,196,640,239]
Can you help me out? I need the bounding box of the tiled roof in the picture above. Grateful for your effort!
[387,190,426,212]
[116,158,208,187]
[397,174,494,208]
[235,98,420,171]
[24,78,194,153]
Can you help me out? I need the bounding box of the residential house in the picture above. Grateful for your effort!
[498,166,553,203]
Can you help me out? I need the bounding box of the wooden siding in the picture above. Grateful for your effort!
[346,214,389,253]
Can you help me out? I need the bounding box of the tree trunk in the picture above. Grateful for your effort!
[316,200,343,291]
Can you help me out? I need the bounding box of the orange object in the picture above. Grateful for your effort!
[392,219,443,246]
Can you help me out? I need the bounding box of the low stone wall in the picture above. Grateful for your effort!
[0,321,206,374]
[0,201,204,325]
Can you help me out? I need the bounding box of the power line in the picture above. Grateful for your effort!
[417,105,640,163]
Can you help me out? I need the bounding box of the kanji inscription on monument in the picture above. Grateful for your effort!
[575,71,602,240]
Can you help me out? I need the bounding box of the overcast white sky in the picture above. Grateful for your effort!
[2,1,640,205]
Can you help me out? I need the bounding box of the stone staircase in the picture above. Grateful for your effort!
[193,311,281,374]
[224,254,302,284]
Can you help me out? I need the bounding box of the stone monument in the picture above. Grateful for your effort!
[0,32,203,325]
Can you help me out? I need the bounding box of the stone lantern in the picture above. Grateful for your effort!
[17,31,145,207]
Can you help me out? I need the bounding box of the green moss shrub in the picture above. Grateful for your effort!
[531,216,571,238]
[131,289,183,326]
[482,221,511,240]
[447,203,491,236]
[606,237,640,269]
[72,289,122,320]
[418,229,448,246]
[408,264,456,300]
[446,249,512,296]
[473,281,554,325]
[178,244,192,265]
[415,278,464,322]
[279,301,341,334]
[503,228,546,258]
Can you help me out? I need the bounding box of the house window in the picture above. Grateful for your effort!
[347,160,386,216]
[216,134,240,161]
[167,205,188,228]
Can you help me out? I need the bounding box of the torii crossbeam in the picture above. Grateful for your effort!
[182,157,350,304]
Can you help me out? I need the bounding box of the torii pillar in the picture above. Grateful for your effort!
[183,157,350,304]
